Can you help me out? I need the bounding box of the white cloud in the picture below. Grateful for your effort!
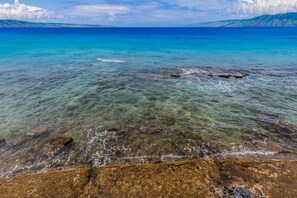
[161,0,234,10]
[0,0,55,20]
[70,4,130,21]
[231,0,297,15]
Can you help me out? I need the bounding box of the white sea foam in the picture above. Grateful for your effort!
[217,150,277,157]
[96,58,126,63]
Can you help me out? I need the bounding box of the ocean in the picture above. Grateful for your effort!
[0,27,297,176]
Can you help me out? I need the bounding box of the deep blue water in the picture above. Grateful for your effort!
[0,28,297,176]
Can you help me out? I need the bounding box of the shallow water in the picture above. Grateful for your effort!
[0,28,297,176]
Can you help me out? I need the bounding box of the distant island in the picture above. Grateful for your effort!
[190,12,297,27]
[0,20,105,28]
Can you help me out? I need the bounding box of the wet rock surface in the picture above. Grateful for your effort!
[0,154,297,198]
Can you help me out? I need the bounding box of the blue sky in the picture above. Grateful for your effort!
[1,0,297,26]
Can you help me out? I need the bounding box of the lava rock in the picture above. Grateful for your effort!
[29,127,48,137]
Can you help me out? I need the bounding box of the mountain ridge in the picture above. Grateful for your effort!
[190,12,297,27]
[0,20,105,28]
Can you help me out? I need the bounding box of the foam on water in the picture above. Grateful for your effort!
[96,58,126,63]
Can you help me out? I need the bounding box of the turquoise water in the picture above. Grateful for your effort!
[0,28,297,176]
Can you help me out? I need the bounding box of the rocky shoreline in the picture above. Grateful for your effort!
[1,152,297,198]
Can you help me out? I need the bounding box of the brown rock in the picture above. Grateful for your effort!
[43,136,73,156]
[1,154,297,197]
[29,127,48,137]
[289,133,297,139]
[50,137,73,150]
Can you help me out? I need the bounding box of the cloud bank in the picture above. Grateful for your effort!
[231,0,297,15]
[70,4,130,21]
[0,0,52,20]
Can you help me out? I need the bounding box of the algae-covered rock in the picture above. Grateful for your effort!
[214,154,297,198]
[0,154,297,198]
[0,168,90,198]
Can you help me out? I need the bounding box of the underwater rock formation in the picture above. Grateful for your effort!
[162,68,249,79]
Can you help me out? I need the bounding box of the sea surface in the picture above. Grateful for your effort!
[0,28,297,176]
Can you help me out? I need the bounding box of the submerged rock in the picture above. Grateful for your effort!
[276,123,297,134]
[6,136,28,148]
[216,72,249,79]
[0,138,6,148]
[106,128,127,139]
[162,68,249,79]
[29,127,48,137]
[169,71,182,78]
[0,138,5,144]
[43,136,73,156]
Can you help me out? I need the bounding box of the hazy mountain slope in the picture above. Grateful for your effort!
[190,12,297,27]
[0,20,104,28]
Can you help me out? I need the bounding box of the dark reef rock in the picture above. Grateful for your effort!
[162,68,249,79]
[216,72,249,79]
[169,71,182,78]
[216,186,261,198]
[29,127,48,137]
[43,136,73,156]
[0,138,6,144]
